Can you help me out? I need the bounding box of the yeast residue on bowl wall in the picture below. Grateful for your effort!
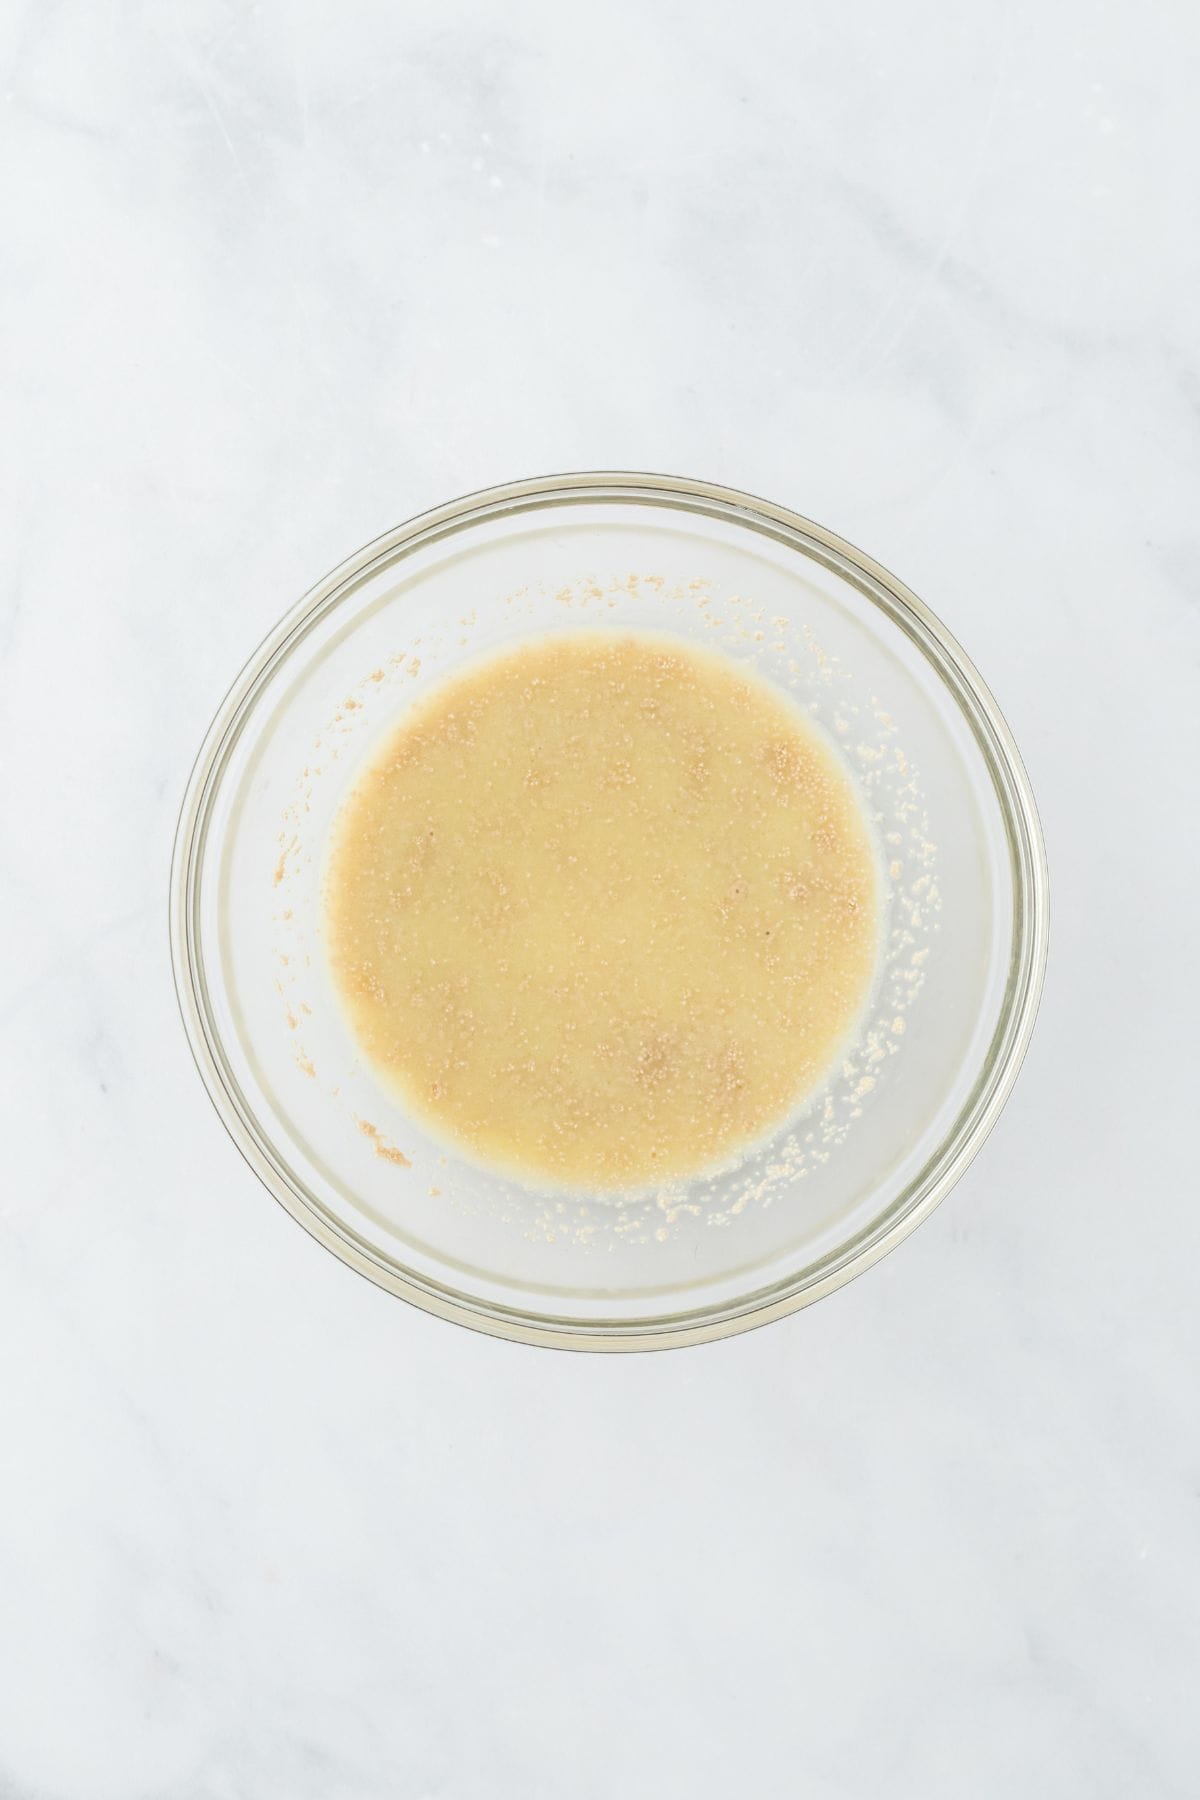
[270,571,939,1247]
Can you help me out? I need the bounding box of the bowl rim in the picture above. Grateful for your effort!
[170,470,1049,1352]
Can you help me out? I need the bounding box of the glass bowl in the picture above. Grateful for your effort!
[170,473,1048,1351]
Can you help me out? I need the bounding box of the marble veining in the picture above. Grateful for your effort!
[1,1,1198,1795]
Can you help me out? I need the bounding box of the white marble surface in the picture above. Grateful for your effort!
[2,0,1198,1793]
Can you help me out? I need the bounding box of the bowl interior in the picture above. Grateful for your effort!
[178,480,1041,1346]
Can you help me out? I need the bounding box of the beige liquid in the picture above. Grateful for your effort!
[325,634,878,1189]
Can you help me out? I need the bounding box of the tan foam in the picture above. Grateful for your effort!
[325,634,878,1188]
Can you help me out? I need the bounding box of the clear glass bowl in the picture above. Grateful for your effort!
[170,473,1048,1351]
